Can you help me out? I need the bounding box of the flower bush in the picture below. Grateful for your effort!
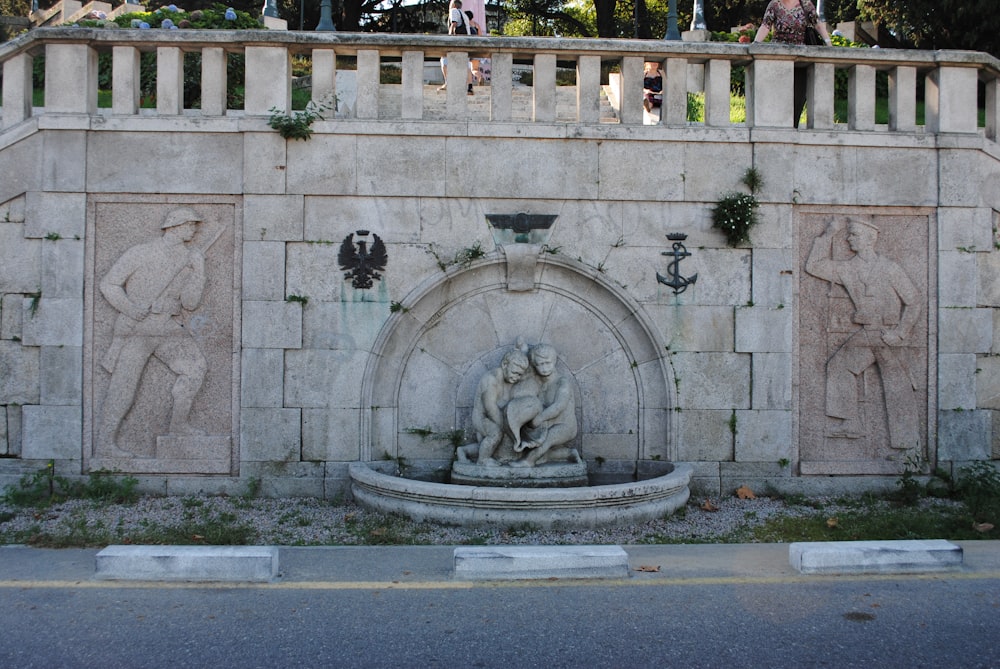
[711,167,763,247]
[711,192,760,246]
[110,4,260,30]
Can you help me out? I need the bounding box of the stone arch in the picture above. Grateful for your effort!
[360,252,675,468]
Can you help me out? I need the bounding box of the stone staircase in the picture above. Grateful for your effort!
[30,0,143,28]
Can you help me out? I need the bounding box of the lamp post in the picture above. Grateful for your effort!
[690,0,706,31]
[816,0,826,22]
[262,0,278,19]
[316,0,336,30]
[664,0,680,40]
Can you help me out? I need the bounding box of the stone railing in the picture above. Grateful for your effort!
[2,27,999,139]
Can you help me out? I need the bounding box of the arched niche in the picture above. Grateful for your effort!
[359,251,675,469]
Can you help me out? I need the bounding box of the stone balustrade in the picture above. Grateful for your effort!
[2,28,999,140]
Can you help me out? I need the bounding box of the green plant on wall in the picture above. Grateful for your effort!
[268,96,334,141]
[711,168,763,247]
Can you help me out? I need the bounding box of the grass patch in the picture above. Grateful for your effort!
[746,503,980,543]
[342,510,429,545]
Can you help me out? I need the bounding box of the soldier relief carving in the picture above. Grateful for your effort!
[800,215,928,474]
[90,204,233,473]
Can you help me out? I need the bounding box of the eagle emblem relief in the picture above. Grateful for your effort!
[338,230,388,289]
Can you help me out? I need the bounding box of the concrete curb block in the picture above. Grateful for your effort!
[95,545,280,582]
[789,539,964,575]
[454,545,630,580]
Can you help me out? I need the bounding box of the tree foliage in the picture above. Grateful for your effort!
[858,0,1000,57]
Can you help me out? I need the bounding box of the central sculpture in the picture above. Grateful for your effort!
[454,340,586,487]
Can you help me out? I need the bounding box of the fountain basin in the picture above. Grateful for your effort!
[349,461,692,530]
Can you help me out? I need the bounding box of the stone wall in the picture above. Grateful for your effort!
[2,32,999,498]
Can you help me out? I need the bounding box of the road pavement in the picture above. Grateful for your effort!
[1,541,998,668]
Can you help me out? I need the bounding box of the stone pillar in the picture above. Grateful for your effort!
[703,58,731,127]
[848,64,875,131]
[532,53,557,123]
[806,63,834,129]
[663,57,688,126]
[746,59,794,128]
[986,77,999,142]
[619,56,644,126]
[111,46,140,115]
[576,55,602,124]
[401,50,424,120]
[2,53,33,128]
[44,43,97,114]
[925,65,978,134]
[156,47,185,115]
[200,47,228,117]
[445,51,469,119]
[355,49,379,120]
[888,65,917,132]
[245,46,291,115]
[311,49,337,110]
[490,52,513,122]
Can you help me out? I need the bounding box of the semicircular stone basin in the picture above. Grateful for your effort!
[349,461,693,530]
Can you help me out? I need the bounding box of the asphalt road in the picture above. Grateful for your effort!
[1,543,998,668]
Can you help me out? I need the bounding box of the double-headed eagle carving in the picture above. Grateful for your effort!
[338,230,387,290]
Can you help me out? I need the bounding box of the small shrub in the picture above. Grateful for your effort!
[268,97,332,141]
[2,461,138,507]
[711,165,762,249]
[957,461,1000,523]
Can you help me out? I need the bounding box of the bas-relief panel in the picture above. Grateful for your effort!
[798,212,930,475]
[87,202,236,474]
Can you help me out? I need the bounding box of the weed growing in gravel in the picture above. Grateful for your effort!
[343,510,430,545]
[2,461,138,508]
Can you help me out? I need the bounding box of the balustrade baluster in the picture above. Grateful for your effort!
[490,52,513,122]
[311,49,337,113]
[703,58,731,128]
[620,56,644,125]
[987,78,999,142]
[156,46,184,115]
[663,57,687,126]
[576,55,601,124]
[356,50,380,120]
[401,51,424,120]
[807,63,835,129]
[111,46,140,116]
[200,47,227,117]
[444,51,469,119]
[887,66,917,132]
[848,64,875,131]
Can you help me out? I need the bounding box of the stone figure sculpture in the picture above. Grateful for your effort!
[97,207,213,458]
[461,348,530,466]
[804,218,922,457]
[458,342,580,468]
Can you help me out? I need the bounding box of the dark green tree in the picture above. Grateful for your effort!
[858,0,999,57]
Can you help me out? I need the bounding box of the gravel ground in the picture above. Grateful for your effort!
[0,492,965,547]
